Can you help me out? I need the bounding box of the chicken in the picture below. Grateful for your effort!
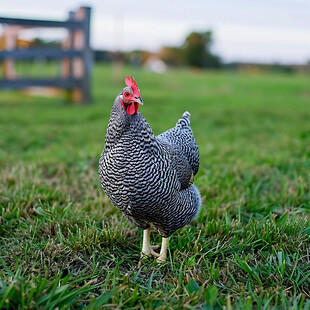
[99,76,201,263]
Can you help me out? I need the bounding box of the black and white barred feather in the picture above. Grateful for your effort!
[99,91,201,237]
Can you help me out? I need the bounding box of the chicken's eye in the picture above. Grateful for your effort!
[124,92,130,97]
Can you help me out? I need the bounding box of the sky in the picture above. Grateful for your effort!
[1,0,310,64]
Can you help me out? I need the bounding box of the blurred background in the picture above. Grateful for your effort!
[1,0,310,171]
[0,0,309,165]
[1,0,310,73]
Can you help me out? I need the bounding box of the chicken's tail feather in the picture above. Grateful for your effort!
[176,111,191,128]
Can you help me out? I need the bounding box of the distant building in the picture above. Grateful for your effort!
[144,56,167,73]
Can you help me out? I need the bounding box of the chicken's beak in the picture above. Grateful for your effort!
[135,97,143,105]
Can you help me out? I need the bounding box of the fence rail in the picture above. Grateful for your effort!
[0,49,82,60]
[0,17,83,29]
[0,6,92,103]
[0,78,78,89]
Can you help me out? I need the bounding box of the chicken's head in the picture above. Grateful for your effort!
[119,76,143,115]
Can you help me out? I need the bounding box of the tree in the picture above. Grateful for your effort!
[183,31,221,68]
[159,46,184,66]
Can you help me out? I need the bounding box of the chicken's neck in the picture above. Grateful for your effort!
[105,99,156,150]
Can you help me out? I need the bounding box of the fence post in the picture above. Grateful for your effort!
[2,26,22,79]
[72,6,92,103]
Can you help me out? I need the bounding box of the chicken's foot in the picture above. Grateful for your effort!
[141,228,160,258]
[139,229,169,266]
[156,237,169,263]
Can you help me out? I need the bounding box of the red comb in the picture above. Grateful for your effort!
[125,76,140,98]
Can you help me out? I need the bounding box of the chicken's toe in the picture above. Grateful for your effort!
[151,245,160,250]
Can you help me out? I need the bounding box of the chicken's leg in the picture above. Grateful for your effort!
[156,237,169,263]
[141,228,160,258]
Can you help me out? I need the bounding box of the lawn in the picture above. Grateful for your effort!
[0,64,309,309]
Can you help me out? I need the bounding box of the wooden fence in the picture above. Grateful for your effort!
[0,6,92,103]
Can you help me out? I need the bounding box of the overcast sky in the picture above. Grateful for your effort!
[1,0,310,64]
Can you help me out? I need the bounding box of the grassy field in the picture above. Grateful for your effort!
[0,64,309,309]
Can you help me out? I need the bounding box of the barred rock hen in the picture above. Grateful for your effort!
[99,76,201,263]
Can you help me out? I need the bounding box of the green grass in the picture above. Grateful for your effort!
[0,64,310,309]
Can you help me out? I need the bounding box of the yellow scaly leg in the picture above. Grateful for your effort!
[141,228,160,258]
[156,237,169,263]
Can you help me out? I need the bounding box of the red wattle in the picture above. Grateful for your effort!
[127,103,136,115]
[135,102,139,114]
